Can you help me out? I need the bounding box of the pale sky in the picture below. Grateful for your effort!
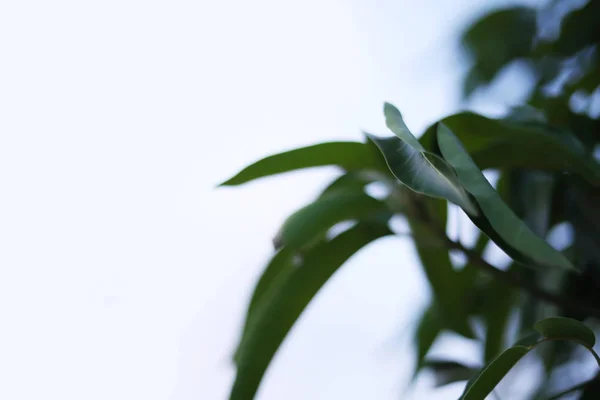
[1,1,537,399]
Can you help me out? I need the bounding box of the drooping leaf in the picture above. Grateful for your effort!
[272,189,389,250]
[219,141,383,186]
[230,221,392,400]
[437,123,575,271]
[233,248,295,363]
[482,278,518,362]
[407,195,474,338]
[459,345,531,400]
[423,360,479,387]
[414,304,443,375]
[419,113,600,185]
[367,134,477,215]
[534,317,596,348]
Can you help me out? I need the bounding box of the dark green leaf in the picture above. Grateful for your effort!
[461,7,536,86]
[437,124,575,271]
[482,278,517,362]
[230,222,392,400]
[534,317,596,348]
[318,172,374,198]
[219,141,381,186]
[459,345,531,400]
[422,360,478,387]
[414,304,442,375]
[407,196,474,338]
[273,189,388,250]
[419,113,600,184]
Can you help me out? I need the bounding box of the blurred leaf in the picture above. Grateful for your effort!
[219,141,382,186]
[534,317,596,348]
[423,360,478,387]
[231,221,392,400]
[579,375,600,399]
[414,304,443,376]
[459,345,531,400]
[461,7,536,89]
[554,0,600,57]
[233,248,294,363]
[419,113,600,184]
[318,172,374,198]
[407,196,474,338]
[273,189,388,250]
[437,124,575,271]
[482,277,518,362]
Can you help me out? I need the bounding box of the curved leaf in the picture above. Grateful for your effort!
[414,304,442,375]
[423,360,478,387]
[460,345,531,400]
[367,134,477,215]
[230,222,392,400]
[383,102,424,151]
[419,113,600,185]
[437,124,575,271]
[219,141,381,186]
[534,317,596,348]
[273,190,388,250]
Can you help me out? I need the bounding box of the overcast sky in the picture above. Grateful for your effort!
[1,1,537,399]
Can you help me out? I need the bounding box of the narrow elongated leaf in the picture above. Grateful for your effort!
[231,222,392,400]
[318,172,374,198]
[482,278,517,362]
[414,305,442,374]
[423,360,479,387]
[460,346,531,400]
[534,317,596,348]
[383,102,425,151]
[419,113,600,185]
[367,134,477,215]
[407,196,474,338]
[219,141,381,186]
[437,124,575,271]
[273,190,388,250]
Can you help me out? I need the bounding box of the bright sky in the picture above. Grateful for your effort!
[1,1,536,399]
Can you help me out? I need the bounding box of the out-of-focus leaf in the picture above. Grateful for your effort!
[579,375,600,399]
[318,172,374,198]
[422,360,479,387]
[459,345,531,400]
[219,141,382,186]
[534,317,596,348]
[407,196,474,338]
[231,221,392,400]
[482,278,518,362]
[414,304,442,375]
[461,7,537,89]
[273,190,388,250]
[437,124,575,271]
[233,248,294,363]
[419,113,600,184]
[554,0,600,57]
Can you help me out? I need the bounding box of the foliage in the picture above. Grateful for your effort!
[220,0,600,398]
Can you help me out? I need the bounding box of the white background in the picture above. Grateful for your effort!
[0,1,536,399]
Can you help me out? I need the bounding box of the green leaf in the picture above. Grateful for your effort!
[459,345,531,400]
[318,172,374,198]
[230,221,392,400]
[461,7,536,85]
[219,141,381,186]
[383,102,425,151]
[534,317,596,348]
[436,124,575,271]
[482,278,517,362]
[233,248,295,363]
[273,189,388,250]
[423,360,479,387]
[407,196,474,338]
[419,113,600,185]
[414,304,442,375]
[367,134,477,215]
